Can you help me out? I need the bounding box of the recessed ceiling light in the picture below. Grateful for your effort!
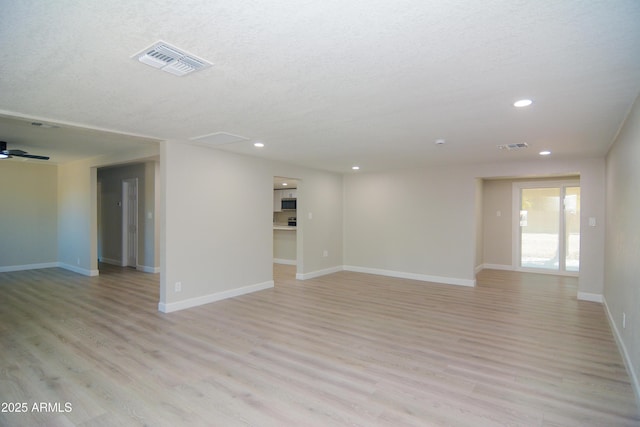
[435,139,446,145]
[514,99,533,108]
[539,150,551,156]
[253,141,265,148]
[352,166,360,170]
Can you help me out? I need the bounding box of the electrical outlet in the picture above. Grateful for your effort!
[323,250,328,257]
[77,257,80,265]
[623,312,626,329]
[175,282,182,292]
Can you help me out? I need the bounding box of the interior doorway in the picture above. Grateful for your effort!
[513,181,580,274]
[273,176,301,280]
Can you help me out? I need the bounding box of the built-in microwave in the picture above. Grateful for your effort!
[281,198,296,210]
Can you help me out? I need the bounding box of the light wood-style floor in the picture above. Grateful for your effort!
[0,264,637,426]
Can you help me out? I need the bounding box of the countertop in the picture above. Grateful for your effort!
[273,224,297,231]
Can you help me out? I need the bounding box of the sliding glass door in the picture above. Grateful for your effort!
[514,181,580,273]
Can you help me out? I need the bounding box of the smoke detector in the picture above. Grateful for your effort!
[497,142,529,151]
[133,41,212,76]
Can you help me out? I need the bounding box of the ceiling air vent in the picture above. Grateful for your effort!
[189,132,250,147]
[133,41,212,76]
[497,142,529,151]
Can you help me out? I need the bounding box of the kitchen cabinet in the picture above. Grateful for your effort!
[274,189,283,212]
[281,189,297,199]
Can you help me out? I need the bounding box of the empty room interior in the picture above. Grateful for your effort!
[1,1,640,426]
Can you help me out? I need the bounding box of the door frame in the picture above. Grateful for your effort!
[122,178,139,268]
[512,179,580,276]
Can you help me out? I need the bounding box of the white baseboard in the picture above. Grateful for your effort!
[137,265,160,274]
[603,297,640,409]
[577,292,603,303]
[0,262,59,273]
[100,257,124,267]
[480,263,514,271]
[158,280,274,313]
[274,258,297,266]
[343,265,475,287]
[59,263,99,277]
[99,259,159,274]
[296,266,343,280]
[0,262,99,277]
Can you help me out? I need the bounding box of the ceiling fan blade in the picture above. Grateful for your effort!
[11,153,50,160]
[0,142,49,160]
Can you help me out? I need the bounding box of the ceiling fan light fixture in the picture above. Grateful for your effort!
[0,140,50,160]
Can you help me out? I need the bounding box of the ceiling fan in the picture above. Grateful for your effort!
[0,141,50,160]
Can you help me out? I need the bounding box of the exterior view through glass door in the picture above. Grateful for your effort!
[515,181,580,273]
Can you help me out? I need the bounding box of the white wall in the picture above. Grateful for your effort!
[482,179,513,268]
[145,161,160,271]
[295,170,343,277]
[604,94,640,402]
[343,157,606,295]
[474,178,483,272]
[0,161,58,271]
[58,158,98,275]
[161,141,273,311]
[344,165,477,286]
[160,141,343,312]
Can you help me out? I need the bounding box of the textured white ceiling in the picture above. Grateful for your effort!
[1,0,639,171]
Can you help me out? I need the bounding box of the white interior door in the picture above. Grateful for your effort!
[122,178,138,268]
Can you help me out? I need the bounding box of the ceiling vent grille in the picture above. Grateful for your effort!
[497,142,529,151]
[189,132,250,147]
[133,41,212,76]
